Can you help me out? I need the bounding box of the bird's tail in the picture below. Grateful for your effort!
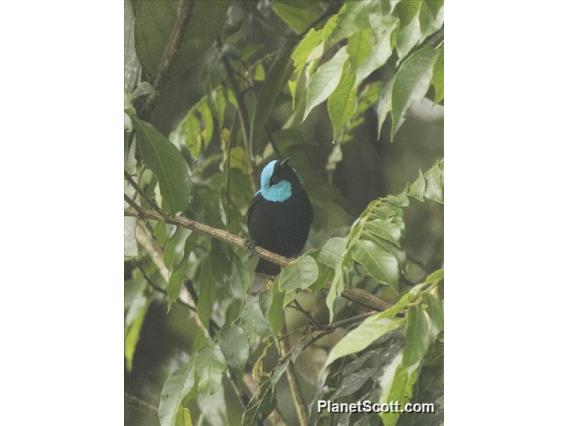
[255,259,281,276]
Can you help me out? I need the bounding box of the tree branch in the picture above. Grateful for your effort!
[126,206,291,267]
[125,205,393,312]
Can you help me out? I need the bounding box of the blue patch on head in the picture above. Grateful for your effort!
[258,160,292,202]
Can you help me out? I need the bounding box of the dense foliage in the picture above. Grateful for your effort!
[125,1,444,425]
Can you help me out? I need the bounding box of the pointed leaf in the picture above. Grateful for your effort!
[130,115,191,212]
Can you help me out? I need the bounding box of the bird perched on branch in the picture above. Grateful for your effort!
[247,158,313,275]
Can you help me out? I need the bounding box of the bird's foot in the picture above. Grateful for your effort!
[244,239,257,252]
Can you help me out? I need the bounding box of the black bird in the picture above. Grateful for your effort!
[247,158,313,275]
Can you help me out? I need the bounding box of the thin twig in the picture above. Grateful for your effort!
[276,323,309,426]
[290,300,322,329]
[221,52,258,191]
[125,171,163,213]
[138,0,194,119]
[125,205,391,311]
[125,206,291,267]
[124,393,158,420]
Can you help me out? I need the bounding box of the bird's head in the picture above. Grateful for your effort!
[258,158,300,202]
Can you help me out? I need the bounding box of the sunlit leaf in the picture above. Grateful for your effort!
[303,46,349,121]
[391,47,440,138]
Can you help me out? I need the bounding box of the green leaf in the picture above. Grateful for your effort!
[424,291,444,336]
[167,231,195,311]
[395,0,423,59]
[330,0,379,44]
[408,169,426,201]
[181,408,192,426]
[391,47,440,138]
[125,299,148,372]
[134,0,229,79]
[194,345,226,395]
[260,284,286,335]
[376,78,394,139]
[379,354,420,426]
[278,255,319,291]
[291,15,338,75]
[303,46,349,121]
[219,325,249,373]
[170,94,216,159]
[242,379,276,426]
[350,15,397,84]
[130,115,191,212]
[327,62,357,141]
[403,305,431,366]
[197,258,216,329]
[431,45,444,103]
[326,264,346,322]
[424,159,444,203]
[158,359,196,426]
[352,240,399,288]
[318,237,347,268]
[272,0,323,34]
[364,220,403,247]
[325,316,403,367]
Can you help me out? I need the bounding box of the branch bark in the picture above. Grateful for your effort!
[125,205,393,312]
[126,206,291,267]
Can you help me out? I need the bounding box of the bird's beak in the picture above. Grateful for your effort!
[280,158,290,166]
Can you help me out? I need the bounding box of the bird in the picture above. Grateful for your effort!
[247,158,313,275]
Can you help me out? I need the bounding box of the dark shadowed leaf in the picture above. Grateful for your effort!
[134,0,228,79]
[272,0,323,34]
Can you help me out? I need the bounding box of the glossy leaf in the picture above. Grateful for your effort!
[130,115,191,212]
